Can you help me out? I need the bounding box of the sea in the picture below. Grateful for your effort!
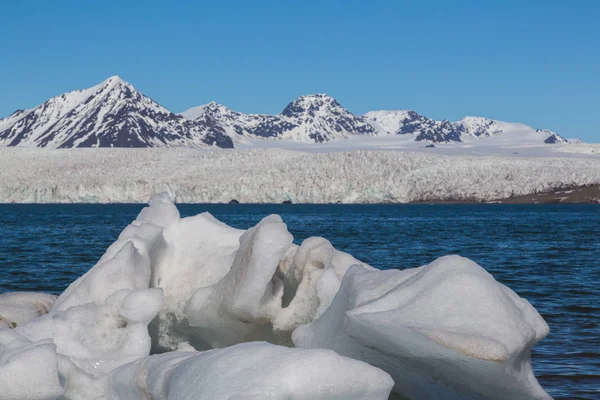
[0,204,598,399]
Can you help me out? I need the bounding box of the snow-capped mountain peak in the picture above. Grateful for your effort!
[179,102,260,140]
[363,110,415,135]
[180,94,377,143]
[104,75,123,83]
[363,110,567,144]
[179,102,233,120]
[269,94,376,142]
[457,116,503,137]
[280,93,341,117]
[0,77,233,148]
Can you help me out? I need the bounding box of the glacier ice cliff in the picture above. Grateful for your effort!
[0,147,598,204]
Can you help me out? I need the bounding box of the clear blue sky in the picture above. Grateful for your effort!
[1,0,598,141]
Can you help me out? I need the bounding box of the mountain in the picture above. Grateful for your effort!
[180,101,263,140]
[0,77,233,148]
[0,76,570,148]
[273,94,377,141]
[179,94,377,143]
[363,110,568,144]
[364,110,464,142]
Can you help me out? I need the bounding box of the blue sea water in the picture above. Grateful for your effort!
[0,204,598,399]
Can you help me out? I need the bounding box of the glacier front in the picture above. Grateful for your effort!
[0,147,598,203]
[0,194,553,399]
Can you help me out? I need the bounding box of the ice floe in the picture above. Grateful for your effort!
[0,194,552,399]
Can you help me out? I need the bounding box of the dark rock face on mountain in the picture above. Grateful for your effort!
[393,112,464,142]
[544,135,561,144]
[539,129,568,144]
[0,77,233,148]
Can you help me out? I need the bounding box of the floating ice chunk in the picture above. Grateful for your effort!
[273,237,373,338]
[53,195,174,313]
[108,351,195,400]
[135,192,180,227]
[108,342,394,400]
[0,292,56,329]
[273,238,335,335]
[150,211,244,351]
[185,215,292,348]
[55,354,105,400]
[119,288,164,324]
[0,331,64,400]
[294,255,551,400]
[148,201,376,350]
[312,267,343,319]
[155,212,243,290]
[112,220,168,267]
[223,215,291,320]
[16,288,162,377]
[0,197,170,396]
[53,242,150,312]
[0,196,553,400]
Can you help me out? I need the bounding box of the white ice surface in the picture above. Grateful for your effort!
[0,331,65,400]
[0,292,56,329]
[0,147,598,204]
[0,195,553,399]
[108,342,394,400]
[293,256,551,399]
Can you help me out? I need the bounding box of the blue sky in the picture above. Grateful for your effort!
[1,0,598,141]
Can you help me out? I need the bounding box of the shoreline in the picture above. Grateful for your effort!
[1,185,599,205]
[493,184,600,204]
[408,185,600,204]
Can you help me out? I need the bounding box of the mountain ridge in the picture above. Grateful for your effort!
[0,76,233,148]
[0,76,569,148]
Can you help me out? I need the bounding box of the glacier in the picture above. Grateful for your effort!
[0,194,553,399]
[0,147,598,204]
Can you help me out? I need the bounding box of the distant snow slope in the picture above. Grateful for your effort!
[0,77,233,148]
[363,110,568,144]
[554,143,600,155]
[0,148,597,203]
